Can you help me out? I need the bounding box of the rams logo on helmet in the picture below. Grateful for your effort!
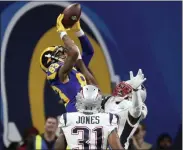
[40,46,66,72]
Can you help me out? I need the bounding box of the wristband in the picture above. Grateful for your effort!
[60,31,67,39]
[75,29,84,37]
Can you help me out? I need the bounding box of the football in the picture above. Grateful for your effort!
[62,3,81,28]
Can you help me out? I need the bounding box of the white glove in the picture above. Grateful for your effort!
[126,69,146,90]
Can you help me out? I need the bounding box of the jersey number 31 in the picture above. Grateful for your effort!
[72,126,103,149]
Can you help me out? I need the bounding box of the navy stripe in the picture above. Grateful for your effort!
[120,120,134,148]
[63,113,67,126]
[114,114,120,124]
[101,96,112,109]
[109,113,113,124]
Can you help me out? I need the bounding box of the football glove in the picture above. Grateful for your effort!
[56,14,67,33]
[126,69,146,90]
[71,20,81,32]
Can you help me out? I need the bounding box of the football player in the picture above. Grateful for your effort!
[39,14,96,112]
[103,69,148,149]
[55,85,124,150]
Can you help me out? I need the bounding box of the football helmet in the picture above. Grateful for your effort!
[75,85,102,113]
[112,82,132,98]
[112,81,147,102]
[39,45,67,72]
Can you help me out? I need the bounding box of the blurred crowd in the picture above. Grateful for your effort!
[128,123,181,150]
[0,118,181,150]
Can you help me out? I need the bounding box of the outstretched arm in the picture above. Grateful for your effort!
[71,21,94,67]
[56,14,79,82]
[58,34,79,82]
[127,69,146,124]
[128,90,142,124]
[71,21,97,85]
[77,30,94,67]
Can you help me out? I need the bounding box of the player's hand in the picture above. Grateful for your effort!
[70,20,81,32]
[127,69,146,90]
[56,14,67,33]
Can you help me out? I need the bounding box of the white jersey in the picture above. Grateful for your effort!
[58,112,118,150]
[104,96,148,149]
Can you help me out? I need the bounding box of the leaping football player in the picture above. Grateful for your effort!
[102,69,148,149]
[39,14,96,112]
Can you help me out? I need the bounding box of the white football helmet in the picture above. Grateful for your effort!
[75,85,102,113]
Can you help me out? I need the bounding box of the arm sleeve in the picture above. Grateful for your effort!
[78,35,94,67]
[129,90,142,118]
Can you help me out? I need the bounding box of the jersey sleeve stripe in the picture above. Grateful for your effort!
[109,113,113,124]
[63,113,67,126]
[101,96,112,109]
[114,114,120,124]
[120,120,134,148]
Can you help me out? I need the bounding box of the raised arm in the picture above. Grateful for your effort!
[126,69,147,124]
[128,90,143,124]
[56,14,79,82]
[71,20,94,67]
[69,21,97,85]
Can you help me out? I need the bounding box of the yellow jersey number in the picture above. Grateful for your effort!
[48,63,60,73]
[51,86,69,104]
[76,72,87,87]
